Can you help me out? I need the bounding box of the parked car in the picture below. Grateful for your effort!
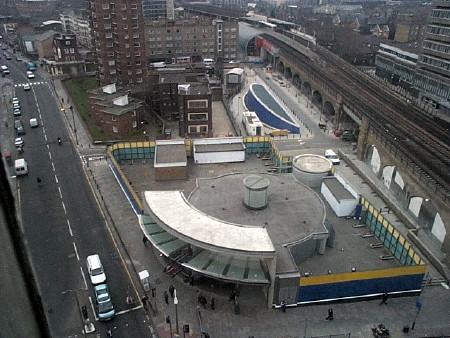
[14,120,25,135]
[14,137,24,148]
[16,56,22,61]
[23,83,31,91]
[13,103,20,110]
[94,284,115,320]
[6,54,11,60]
[13,109,21,116]
[26,71,35,79]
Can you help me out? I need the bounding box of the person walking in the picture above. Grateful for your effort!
[211,297,215,310]
[142,236,148,246]
[164,291,169,304]
[229,290,236,303]
[141,296,148,310]
[380,293,388,305]
[281,300,286,313]
[169,285,175,298]
[326,308,333,320]
[234,301,241,315]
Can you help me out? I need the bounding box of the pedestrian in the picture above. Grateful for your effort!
[229,290,236,303]
[326,308,333,320]
[197,290,202,303]
[164,291,169,304]
[169,285,175,298]
[141,296,148,310]
[126,295,133,308]
[380,293,388,305]
[281,300,286,313]
[142,236,148,246]
[151,287,156,298]
[211,297,215,310]
[234,301,241,315]
[61,97,64,103]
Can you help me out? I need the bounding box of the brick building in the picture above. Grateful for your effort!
[87,0,148,86]
[87,83,146,138]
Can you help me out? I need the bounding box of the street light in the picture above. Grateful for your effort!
[174,289,179,334]
[165,316,173,338]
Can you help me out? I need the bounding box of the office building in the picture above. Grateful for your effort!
[142,0,174,21]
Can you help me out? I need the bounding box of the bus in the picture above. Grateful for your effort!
[26,61,37,71]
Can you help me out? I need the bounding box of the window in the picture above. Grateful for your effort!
[113,126,118,133]
[108,60,115,66]
[187,100,208,109]
[102,4,109,9]
[131,14,138,19]
[107,51,114,56]
[132,110,136,116]
[123,24,128,29]
[105,33,113,39]
[123,15,127,20]
[121,4,126,10]
[132,24,139,29]
[132,121,137,128]
[109,69,116,74]
[103,14,110,19]
[128,70,132,75]
[65,40,71,46]
[106,42,113,47]
[112,116,116,121]
[131,4,137,9]
[104,23,111,29]
[188,125,208,133]
[135,51,141,56]
[136,69,142,74]
[136,60,141,65]
[125,43,130,48]
[133,33,140,38]
[188,113,208,121]
[134,42,140,47]
[124,34,129,40]
[136,77,143,83]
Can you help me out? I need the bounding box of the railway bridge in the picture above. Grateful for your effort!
[254,30,450,269]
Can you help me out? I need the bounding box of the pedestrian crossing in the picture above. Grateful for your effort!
[14,81,47,88]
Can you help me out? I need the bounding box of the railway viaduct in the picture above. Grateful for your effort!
[255,31,450,272]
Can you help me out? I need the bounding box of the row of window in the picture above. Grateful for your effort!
[103,14,139,20]
[94,22,140,30]
[427,24,450,37]
[54,48,76,55]
[420,55,450,71]
[188,125,208,133]
[423,40,450,54]
[101,3,138,10]
[430,8,450,19]
[188,113,208,121]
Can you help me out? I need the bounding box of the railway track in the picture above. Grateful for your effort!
[261,32,450,197]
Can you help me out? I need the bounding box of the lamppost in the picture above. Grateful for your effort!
[70,105,78,145]
[174,289,179,334]
[165,316,173,338]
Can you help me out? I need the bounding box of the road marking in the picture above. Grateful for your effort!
[14,81,47,87]
[55,174,58,184]
[80,266,87,289]
[52,162,55,171]
[67,219,73,237]
[72,242,80,261]
[61,201,66,214]
[89,296,99,321]
[58,186,62,199]
[116,305,143,315]
[48,151,52,160]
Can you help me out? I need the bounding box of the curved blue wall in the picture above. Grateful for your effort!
[245,84,300,134]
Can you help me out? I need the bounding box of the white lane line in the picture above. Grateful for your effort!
[55,174,58,184]
[80,267,87,290]
[39,113,42,120]
[52,162,55,171]
[48,151,52,160]
[67,219,73,237]
[58,186,62,199]
[61,201,66,214]
[73,242,80,261]
[44,134,48,142]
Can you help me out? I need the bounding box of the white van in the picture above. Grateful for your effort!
[324,149,340,165]
[86,254,106,285]
[202,58,214,67]
[14,159,28,176]
[1,65,9,74]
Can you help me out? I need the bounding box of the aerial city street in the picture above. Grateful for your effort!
[0,1,449,338]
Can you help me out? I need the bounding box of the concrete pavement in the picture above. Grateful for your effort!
[51,69,450,338]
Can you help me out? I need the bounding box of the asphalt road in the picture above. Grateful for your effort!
[2,57,149,336]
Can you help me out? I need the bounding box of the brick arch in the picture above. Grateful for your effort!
[312,90,322,109]
[285,67,292,79]
[302,81,312,97]
[323,101,336,116]
[277,60,285,74]
[292,74,301,89]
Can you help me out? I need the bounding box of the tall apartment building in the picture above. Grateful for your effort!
[145,16,239,64]
[87,0,148,85]
[414,0,450,113]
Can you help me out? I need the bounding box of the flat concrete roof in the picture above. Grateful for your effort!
[143,190,276,255]
[323,176,355,200]
[194,143,245,153]
[155,141,187,165]
[293,154,332,174]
